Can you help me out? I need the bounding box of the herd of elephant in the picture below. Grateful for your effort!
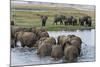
[11,15,92,27]
[40,15,92,27]
[11,25,83,62]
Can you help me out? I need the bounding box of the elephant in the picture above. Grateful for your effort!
[11,26,32,40]
[23,28,32,32]
[35,37,48,47]
[57,35,74,48]
[37,42,52,57]
[31,27,37,33]
[57,35,66,45]
[44,37,56,44]
[79,16,92,26]
[57,35,81,51]
[64,16,77,26]
[64,18,68,26]
[15,31,37,48]
[72,18,77,26]
[53,15,65,25]
[41,15,48,26]
[11,39,16,48]
[11,26,25,39]
[51,45,63,60]
[38,31,49,39]
[11,20,14,26]
[70,36,82,55]
[36,37,56,48]
[67,16,74,25]
[64,44,79,62]
[35,27,48,39]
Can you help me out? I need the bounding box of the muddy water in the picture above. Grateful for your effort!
[11,29,95,66]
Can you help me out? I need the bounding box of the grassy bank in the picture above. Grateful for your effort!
[11,3,95,31]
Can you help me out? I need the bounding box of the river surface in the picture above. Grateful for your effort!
[10,29,95,66]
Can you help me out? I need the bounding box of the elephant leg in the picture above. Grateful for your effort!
[21,42,25,47]
[81,22,84,26]
[42,22,43,26]
[88,22,91,27]
[56,22,57,25]
[64,21,67,26]
[14,39,17,47]
[72,22,74,26]
[27,44,33,48]
[60,20,63,25]
[44,21,46,26]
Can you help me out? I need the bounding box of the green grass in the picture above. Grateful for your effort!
[11,4,95,31]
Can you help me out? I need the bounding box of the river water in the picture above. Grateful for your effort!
[11,29,95,66]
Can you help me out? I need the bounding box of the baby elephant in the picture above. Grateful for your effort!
[51,45,63,60]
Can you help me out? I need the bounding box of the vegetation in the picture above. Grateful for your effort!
[11,3,95,31]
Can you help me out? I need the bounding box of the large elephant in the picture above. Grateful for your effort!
[51,45,63,60]
[79,16,92,26]
[57,35,75,50]
[53,15,65,25]
[15,31,37,48]
[37,42,52,57]
[11,26,25,40]
[11,26,32,40]
[41,15,48,26]
[70,36,82,55]
[64,45,79,62]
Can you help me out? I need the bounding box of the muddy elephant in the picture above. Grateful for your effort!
[36,37,56,48]
[57,35,73,48]
[41,15,48,26]
[70,36,82,55]
[11,26,33,40]
[37,42,52,57]
[64,44,79,62]
[79,16,92,26]
[51,45,63,60]
[53,15,65,25]
[44,37,56,44]
[35,37,48,47]
[15,31,37,48]
[34,27,48,39]
[37,31,49,39]
[11,26,25,39]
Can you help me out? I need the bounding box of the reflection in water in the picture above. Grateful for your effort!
[11,29,95,66]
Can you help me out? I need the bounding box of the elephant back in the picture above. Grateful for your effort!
[51,45,63,59]
[64,45,79,62]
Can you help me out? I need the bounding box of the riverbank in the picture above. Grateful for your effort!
[15,24,95,31]
[11,1,95,31]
